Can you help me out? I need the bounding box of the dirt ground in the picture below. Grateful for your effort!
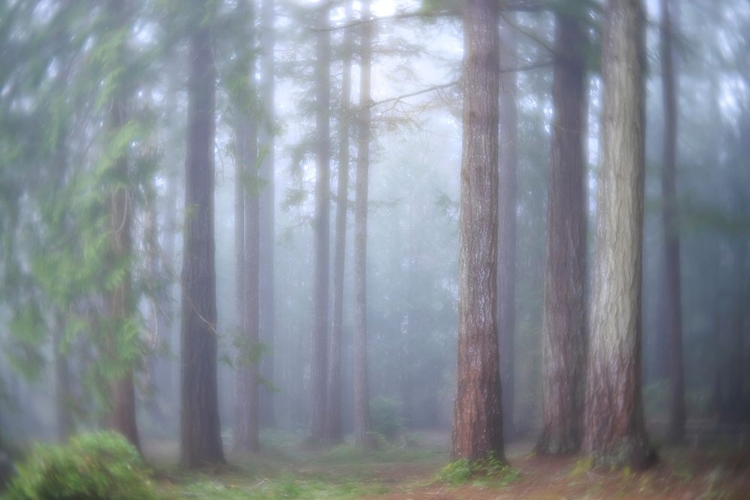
[144,427,750,499]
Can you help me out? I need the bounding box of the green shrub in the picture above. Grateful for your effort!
[369,397,402,440]
[437,453,517,485]
[3,431,160,500]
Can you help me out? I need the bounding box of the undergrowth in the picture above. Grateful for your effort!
[437,453,519,485]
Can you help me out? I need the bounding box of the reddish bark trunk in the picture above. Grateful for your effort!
[180,16,225,468]
[451,0,505,462]
[537,12,588,456]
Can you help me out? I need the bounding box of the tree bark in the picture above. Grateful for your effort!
[105,0,139,451]
[180,14,225,467]
[497,16,518,443]
[310,3,332,442]
[537,11,588,456]
[660,0,685,442]
[232,0,260,455]
[353,0,373,449]
[583,0,653,469]
[258,0,276,428]
[327,0,354,444]
[451,0,505,462]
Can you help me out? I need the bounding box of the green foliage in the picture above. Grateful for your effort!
[2,431,160,500]
[369,396,402,441]
[437,453,517,485]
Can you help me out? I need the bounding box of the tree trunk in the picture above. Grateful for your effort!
[258,0,276,428]
[232,0,260,455]
[660,0,685,442]
[241,150,261,451]
[105,0,139,450]
[537,12,588,456]
[497,16,517,443]
[310,3,332,442]
[180,16,225,468]
[327,0,354,444]
[353,0,373,449]
[583,0,653,470]
[451,0,505,462]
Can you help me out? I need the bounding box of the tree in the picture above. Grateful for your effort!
[451,0,505,462]
[660,0,685,442]
[258,0,277,429]
[353,0,374,450]
[230,0,261,454]
[105,0,140,452]
[497,16,518,443]
[536,9,587,456]
[310,3,332,443]
[327,0,355,443]
[582,0,654,469]
[180,2,224,467]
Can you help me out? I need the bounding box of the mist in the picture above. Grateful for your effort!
[0,0,748,498]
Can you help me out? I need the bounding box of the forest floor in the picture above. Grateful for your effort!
[146,426,750,499]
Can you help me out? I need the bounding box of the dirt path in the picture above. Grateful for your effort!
[144,429,750,499]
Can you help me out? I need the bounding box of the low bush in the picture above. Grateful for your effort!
[369,397,402,440]
[2,431,160,500]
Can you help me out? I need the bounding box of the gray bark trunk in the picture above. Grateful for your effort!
[310,4,331,442]
[583,0,653,470]
[353,0,373,449]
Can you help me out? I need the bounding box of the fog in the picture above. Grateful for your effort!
[0,0,748,495]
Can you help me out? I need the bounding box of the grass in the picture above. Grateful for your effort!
[150,432,447,500]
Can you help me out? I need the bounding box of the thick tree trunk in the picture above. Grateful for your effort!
[497,16,517,442]
[106,0,139,450]
[353,0,373,449]
[327,0,354,444]
[537,12,588,456]
[258,0,276,428]
[660,0,685,442]
[583,0,653,470]
[310,4,331,442]
[180,18,224,468]
[451,0,505,462]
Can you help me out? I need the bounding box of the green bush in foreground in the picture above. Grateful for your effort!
[3,431,159,500]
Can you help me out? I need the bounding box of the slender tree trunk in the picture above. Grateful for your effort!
[660,0,685,442]
[497,16,517,442]
[451,0,505,462]
[232,0,260,454]
[241,144,261,452]
[310,3,332,442]
[258,0,276,428]
[537,12,588,456]
[105,0,139,451]
[353,0,373,449]
[327,0,354,444]
[583,0,653,469]
[233,122,247,450]
[180,14,225,467]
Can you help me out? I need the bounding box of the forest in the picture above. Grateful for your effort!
[0,0,749,498]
